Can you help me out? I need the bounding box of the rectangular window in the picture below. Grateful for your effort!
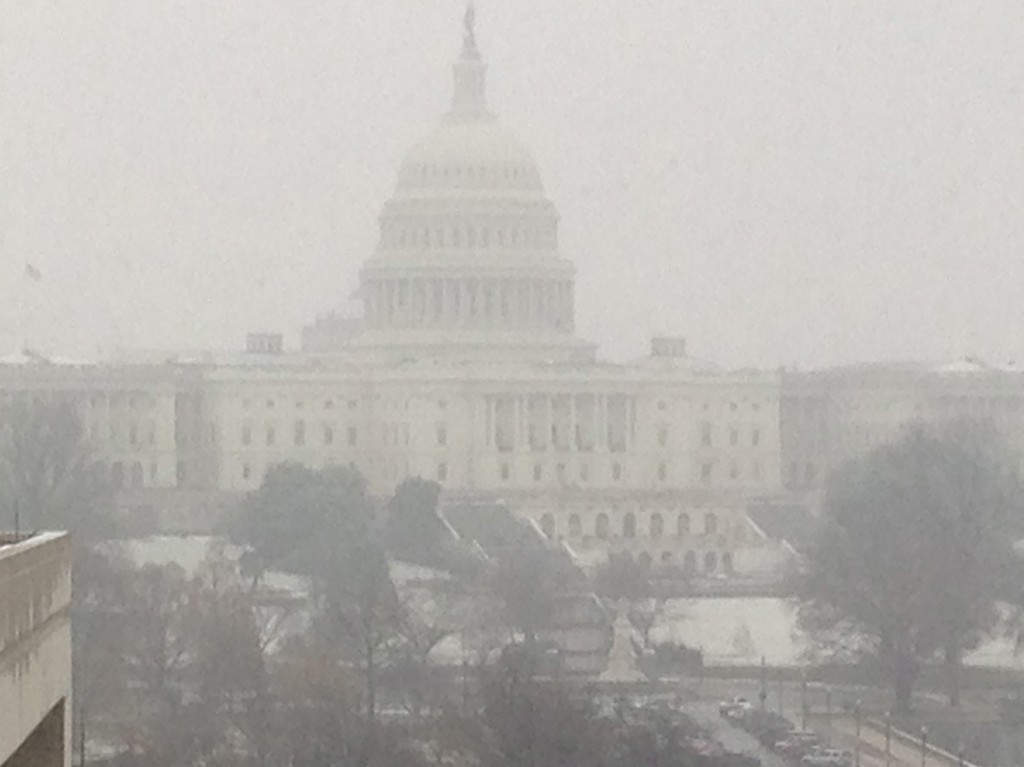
[658,462,667,481]
[147,421,156,445]
[437,463,448,481]
[730,428,739,446]
[176,461,186,484]
[657,426,668,447]
[347,426,358,446]
[129,422,138,445]
[242,424,252,446]
[612,462,622,481]
[242,463,251,480]
[324,425,334,446]
[752,428,761,447]
[580,463,590,482]
[266,425,276,447]
[533,464,542,482]
[701,421,712,447]
[501,463,510,481]
[436,423,447,446]
[294,420,306,446]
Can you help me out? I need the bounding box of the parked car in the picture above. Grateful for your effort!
[801,748,852,767]
[774,732,820,760]
[718,697,753,718]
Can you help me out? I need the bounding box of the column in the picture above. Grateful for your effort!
[569,393,578,452]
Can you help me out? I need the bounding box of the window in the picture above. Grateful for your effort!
[730,428,739,446]
[130,462,143,488]
[176,461,186,484]
[324,400,334,409]
[294,420,306,446]
[266,425,276,446]
[650,513,664,539]
[701,421,712,446]
[657,426,668,447]
[568,514,582,537]
[752,461,762,481]
[579,463,589,482]
[684,551,697,575]
[540,513,555,538]
[347,426,358,446]
[129,422,138,445]
[556,463,566,482]
[267,399,275,409]
[147,421,156,445]
[729,461,739,480]
[806,462,817,483]
[722,552,734,574]
[658,463,667,481]
[701,463,713,485]
[677,513,691,537]
[324,425,334,446]
[704,512,718,536]
[501,463,510,481]
[623,512,636,539]
[533,464,542,481]
[752,428,761,447]
[242,463,251,480]
[436,424,448,446]
[612,462,622,481]
[149,462,158,483]
[705,551,718,573]
[595,513,609,539]
[242,424,252,446]
[657,400,667,411]
[437,463,448,481]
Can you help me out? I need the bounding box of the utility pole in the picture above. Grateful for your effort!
[920,726,929,767]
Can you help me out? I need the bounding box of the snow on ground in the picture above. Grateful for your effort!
[116,537,1024,670]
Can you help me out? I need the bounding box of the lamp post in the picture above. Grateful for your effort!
[825,687,833,747]
[854,700,862,767]
[884,714,892,767]
[800,672,809,730]
[920,726,929,767]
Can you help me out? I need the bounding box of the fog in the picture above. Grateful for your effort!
[3,1,1024,366]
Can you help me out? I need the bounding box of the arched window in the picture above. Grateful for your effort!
[637,552,653,571]
[705,551,718,573]
[704,512,718,536]
[595,513,609,539]
[568,514,582,538]
[130,462,144,488]
[540,513,555,539]
[111,461,125,489]
[623,512,636,539]
[649,513,664,539]
[677,512,691,537]
[683,551,697,575]
[722,552,734,574]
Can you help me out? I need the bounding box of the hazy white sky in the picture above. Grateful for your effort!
[2,1,1023,368]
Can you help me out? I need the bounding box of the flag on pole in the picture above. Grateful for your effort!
[24,263,42,282]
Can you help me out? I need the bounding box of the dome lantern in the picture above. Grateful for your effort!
[450,4,488,121]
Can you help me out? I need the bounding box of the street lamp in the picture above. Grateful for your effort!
[884,714,892,767]
[800,672,809,730]
[854,700,862,767]
[825,687,833,747]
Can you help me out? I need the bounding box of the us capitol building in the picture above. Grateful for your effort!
[4,13,1023,579]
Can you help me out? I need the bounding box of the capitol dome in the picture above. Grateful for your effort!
[350,7,595,366]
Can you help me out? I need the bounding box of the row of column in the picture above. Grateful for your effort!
[365,276,574,332]
[380,221,557,251]
[482,393,637,453]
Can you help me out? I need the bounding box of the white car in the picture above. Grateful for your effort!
[801,748,852,767]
